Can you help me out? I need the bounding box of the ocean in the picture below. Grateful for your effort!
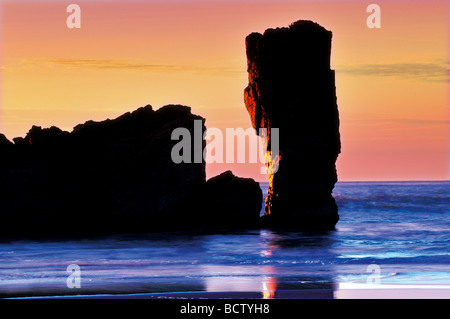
[0,181,449,299]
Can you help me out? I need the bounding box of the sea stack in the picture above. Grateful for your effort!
[244,20,341,229]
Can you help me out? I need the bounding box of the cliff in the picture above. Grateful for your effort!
[244,20,341,229]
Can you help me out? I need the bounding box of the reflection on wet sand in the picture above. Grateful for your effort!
[262,274,277,299]
[1,229,340,298]
[259,231,278,298]
[202,229,337,298]
[258,229,337,298]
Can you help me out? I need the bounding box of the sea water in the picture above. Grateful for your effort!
[0,181,449,298]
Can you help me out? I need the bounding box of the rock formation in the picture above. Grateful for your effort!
[202,170,262,229]
[0,105,262,237]
[244,20,341,230]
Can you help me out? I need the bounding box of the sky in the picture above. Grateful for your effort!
[0,0,448,181]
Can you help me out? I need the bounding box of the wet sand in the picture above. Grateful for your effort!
[11,289,335,299]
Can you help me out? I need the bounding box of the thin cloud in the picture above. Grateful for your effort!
[46,58,192,71]
[3,57,244,75]
[336,62,449,82]
[42,58,243,75]
[388,118,450,126]
[345,117,450,128]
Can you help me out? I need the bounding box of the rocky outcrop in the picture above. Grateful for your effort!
[0,104,264,237]
[244,20,341,230]
[0,106,198,237]
[202,170,262,229]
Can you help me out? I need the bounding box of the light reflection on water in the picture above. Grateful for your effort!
[0,227,448,298]
[0,229,338,297]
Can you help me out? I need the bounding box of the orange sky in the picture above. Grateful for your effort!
[1,0,448,181]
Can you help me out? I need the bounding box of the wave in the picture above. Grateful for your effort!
[337,254,450,265]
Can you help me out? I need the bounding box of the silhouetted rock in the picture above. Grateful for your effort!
[202,170,262,228]
[0,134,14,175]
[0,105,266,237]
[0,105,208,237]
[244,20,341,230]
[0,134,13,147]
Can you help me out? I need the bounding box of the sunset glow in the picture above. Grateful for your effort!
[1,0,448,181]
